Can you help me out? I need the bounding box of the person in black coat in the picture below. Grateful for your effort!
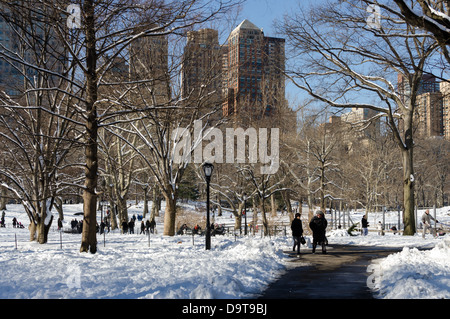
[309,210,328,254]
[291,213,304,255]
[361,215,369,236]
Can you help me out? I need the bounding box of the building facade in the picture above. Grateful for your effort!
[181,28,223,108]
[222,20,285,119]
[415,91,443,137]
[129,31,170,105]
[441,81,450,140]
[397,74,447,139]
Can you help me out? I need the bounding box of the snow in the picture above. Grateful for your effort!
[0,203,449,299]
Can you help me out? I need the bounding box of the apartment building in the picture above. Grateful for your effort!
[181,28,223,108]
[129,31,170,105]
[222,20,285,119]
[441,81,450,140]
[415,91,443,137]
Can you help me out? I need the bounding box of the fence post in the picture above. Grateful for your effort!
[433,205,437,234]
[415,206,418,230]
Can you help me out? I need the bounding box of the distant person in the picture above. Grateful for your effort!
[291,213,304,256]
[121,219,128,234]
[150,218,156,234]
[377,221,384,235]
[361,215,369,236]
[421,209,438,238]
[309,210,328,254]
[128,218,135,234]
[146,220,152,234]
[390,225,397,235]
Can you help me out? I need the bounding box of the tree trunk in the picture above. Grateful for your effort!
[260,199,269,236]
[117,195,128,226]
[55,197,64,222]
[271,194,277,217]
[152,185,161,217]
[234,202,244,231]
[402,147,416,235]
[37,215,53,244]
[163,192,177,236]
[109,200,118,230]
[29,222,36,241]
[143,186,149,218]
[81,190,97,253]
[0,186,7,210]
[80,0,98,254]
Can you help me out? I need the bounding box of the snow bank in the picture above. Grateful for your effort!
[0,229,288,299]
[370,238,450,299]
[1,203,450,299]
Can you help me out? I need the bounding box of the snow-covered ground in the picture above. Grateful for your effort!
[0,203,449,299]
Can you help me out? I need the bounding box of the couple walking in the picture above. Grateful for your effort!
[291,210,327,256]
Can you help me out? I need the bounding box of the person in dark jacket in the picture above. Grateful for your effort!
[361,215,369,236]
[309,210,328,254]
[291,213,304,255]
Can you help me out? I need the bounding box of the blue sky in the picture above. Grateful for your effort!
[236,0,302,37]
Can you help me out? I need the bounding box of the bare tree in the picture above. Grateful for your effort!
[0,3,82,243]
[387,0,450,65]
[1,0,242,251]
[278,0,445,235]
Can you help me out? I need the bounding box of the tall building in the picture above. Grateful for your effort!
[181,29,223,107]
[129,31,170,105]
[222,20,285,119]
[397,73,440,104]
[415,91,443,137]
[0,12,19,95]
[441,81,450,140]
[0,4,66,96]
[397,74,445,139]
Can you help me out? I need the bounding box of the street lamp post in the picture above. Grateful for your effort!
[203,162,214,250]
[243,193,247,236]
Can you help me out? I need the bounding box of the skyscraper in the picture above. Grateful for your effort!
[440,81,450,140]
[0,4,66,96]
[129,31,170,105]
[415,91,443,137]
[397,73,444,138]
[181,28,223,108]
[222,20,285,119]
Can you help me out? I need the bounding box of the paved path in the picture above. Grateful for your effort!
[258,244,403,299]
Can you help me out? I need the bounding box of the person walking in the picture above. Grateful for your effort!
[309,210,328,254]
[421,209,438,238]
[361,215,369,236]
[291,213,304,256]
[128,218,135,234]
